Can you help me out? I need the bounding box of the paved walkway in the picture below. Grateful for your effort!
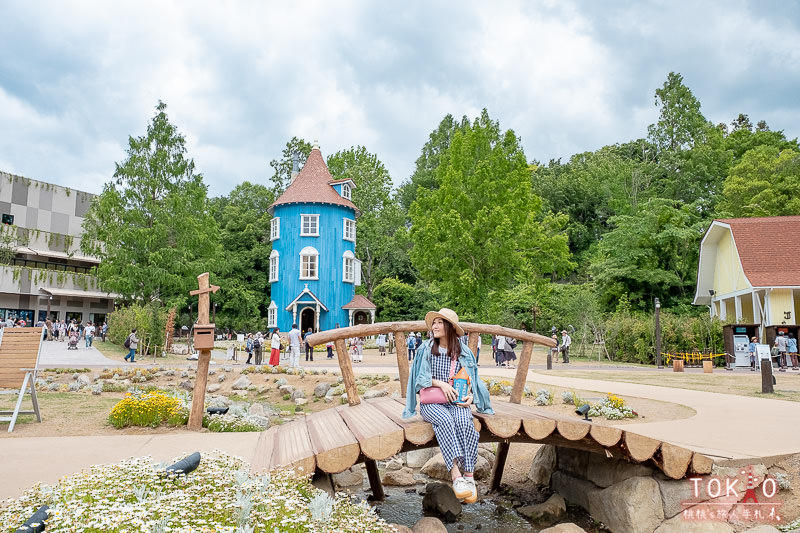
[1,341,798,500]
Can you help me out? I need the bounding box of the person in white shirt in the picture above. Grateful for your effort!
[269,328,281,366]
[560,330,572,363]
[377,333,387,356]
[84,322,96,348]
[288,324,302,368]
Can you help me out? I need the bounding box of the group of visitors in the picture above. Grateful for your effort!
[747,331,799,371]
[243,324,305,369]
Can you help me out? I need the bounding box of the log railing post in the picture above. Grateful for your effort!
[334,338,361,405]
[467,331,479,362]
[510,341,534,404]
[395,331,409,397]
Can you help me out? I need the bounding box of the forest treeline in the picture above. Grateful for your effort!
[79,74,800,361]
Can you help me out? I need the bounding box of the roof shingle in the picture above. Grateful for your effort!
[720,216,800,287]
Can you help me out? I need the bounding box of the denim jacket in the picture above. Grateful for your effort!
[402,339,494,418]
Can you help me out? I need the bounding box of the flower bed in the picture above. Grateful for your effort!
[0,452,392,532]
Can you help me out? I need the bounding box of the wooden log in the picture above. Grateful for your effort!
[673,359,684,372]
[589,425,623,447]
[489,440,510,492]
[690,452,714,475]
[623,431,661,462]
[395,331,409,397]
[188,349,212,429]
[473,410,520,439]
[334,338,361,406]
[370,397,435,445]
[306,407,360,473]
[364,459,385,501]
[702,360,713,373]
[658,442,693,479]
[556,419,591,441]
[467,332,479,361]
[509,341,533,404]
[522,417,558,440]
[269,419,316,476]
[337,403,404,460]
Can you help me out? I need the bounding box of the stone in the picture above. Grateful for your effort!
[407,448,437,468]
[275,377,288,386]
[249,403,265,417]
[246,415,270,429]
[232,376,251,390]
[476,447,496,466]
[291,389,305,399]
[179,380,194,391]
[588,476,664,533]
[587,453,655,488]
[206,384,221,393]
[332,466,363,488]
[295,398,308,406]
[540,523,588,533]
[389,524,414,533]
[740,526,780,533]
[551,471,600,510]
[420,453,450,480]
[385,458,404,471]
[556,446,591,478]
[76,374,92,387]
[529,444,557,486]
[364,389,388,399]
[712,464,768,492]
[279,384,295,395]
[655,475,698,519]
[314,382,331,398]
[217,374,226,382]
[516,493,566,526]
[412,516,448,533]
[422,482,462,523]
[383,467,416,486]
[653,513,734,532]
[474,454,491,480]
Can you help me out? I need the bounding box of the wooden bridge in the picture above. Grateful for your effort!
[250,321,712,498]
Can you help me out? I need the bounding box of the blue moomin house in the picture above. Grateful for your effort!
[267,143,376,333]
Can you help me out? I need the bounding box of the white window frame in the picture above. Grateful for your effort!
[268,301,277,328]
[269,250,279,282]
[343,218,356,242]
[270,217,280,240]
[343,250,355,283]
[341,183,352,200]
[300,214,319,236]
[299,246,319,280]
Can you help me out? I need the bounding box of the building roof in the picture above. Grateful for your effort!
[268,146,359,216]
[719,216,800,287]
[342,294,376,309]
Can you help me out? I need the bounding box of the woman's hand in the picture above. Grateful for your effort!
[456,394,473,407]
[432,379,458,402]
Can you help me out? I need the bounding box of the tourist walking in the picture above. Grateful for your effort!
[269,328,281,366]
[124,329,138,363]
[304,328,314,361]
[288,324,302,368]
[407,333,417,360]
[560,329,572,363]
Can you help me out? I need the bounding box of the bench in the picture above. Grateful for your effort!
[0,327,45,432]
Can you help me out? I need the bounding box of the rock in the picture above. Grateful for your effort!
[385,458,404,471]
[245,415,270,429]
[412,517,448,533]
[179,380,194,391]
[232,376,251,390]
[275,377,288,386]
[294,398,308,406]
[389,524,413,533]
[314,382,331,398]
[218,374,226,383]
[76,374,92,387]
[551,471,601,511]
[540,523,588,533]
[476,447,496,466]
[422,482,462,523]
[586,453,654,489]
[516,493,566,526]
[420,453,450,480]
[529,444,557,486]
[556,447,590,478]
[740,526,780,533]
[181,370,189,378]
[474,454,491,480]
[655,475,699,519]
[249,403,265,417]
[383,467,416,486]
[712,464,768,492]
[206,384,221,393]
[407,448,437,468]
[364,389,388,399]
[279,384,295,395]
[291,389,305,399]
[587,476,664,533]
[332,466,363,488]
[653,513,734,532]
[324,396,333,403]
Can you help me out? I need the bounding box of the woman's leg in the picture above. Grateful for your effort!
[419,403,464,477]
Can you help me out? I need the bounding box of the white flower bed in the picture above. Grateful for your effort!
[1,452,392,532]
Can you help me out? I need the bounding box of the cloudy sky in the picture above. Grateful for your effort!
[1,1,799,198]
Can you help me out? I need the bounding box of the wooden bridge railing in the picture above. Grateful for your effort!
[306,321,557,407]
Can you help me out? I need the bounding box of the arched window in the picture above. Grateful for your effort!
[270,217,280,240]
[341,183,351,200]
[299,246,319,280]
[268,301,277,328]
[343,250,355,283]
[269,250,279,282]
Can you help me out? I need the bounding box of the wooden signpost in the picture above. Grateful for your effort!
[188,273,219,430]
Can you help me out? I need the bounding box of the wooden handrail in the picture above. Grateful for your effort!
[305,321,557,407]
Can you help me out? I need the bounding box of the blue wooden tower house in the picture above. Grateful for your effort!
[267,143,375,333]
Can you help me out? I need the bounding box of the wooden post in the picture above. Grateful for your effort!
[489,440,510,492]
[188,273,219,430]
[510,341,533,404]
[655,298,662,368]
[395,331,409,398]
[334,338,361,406]
[761,360,774,393]
[364,459,385,501]
[546,347,552,370]
[673,359,684,372]
[467,331,479,361]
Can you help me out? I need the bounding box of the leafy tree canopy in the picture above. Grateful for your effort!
[718,146,800,217]
[268,137,312,197]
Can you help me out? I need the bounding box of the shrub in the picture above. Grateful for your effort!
[588,393,636,420]
[204,414,264,432]
[108,390,187,428]
[534,388,554,406]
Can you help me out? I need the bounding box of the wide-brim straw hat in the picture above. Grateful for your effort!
[425,308,465,337]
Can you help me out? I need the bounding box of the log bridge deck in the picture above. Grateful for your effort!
[250,321,712,498]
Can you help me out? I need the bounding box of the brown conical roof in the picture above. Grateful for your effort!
[269,146,359,216]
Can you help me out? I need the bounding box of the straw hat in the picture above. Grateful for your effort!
[425,308,464,337]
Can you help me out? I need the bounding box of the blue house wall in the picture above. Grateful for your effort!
[269,202,356,332]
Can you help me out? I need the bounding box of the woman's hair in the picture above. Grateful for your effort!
[431,319,462,360]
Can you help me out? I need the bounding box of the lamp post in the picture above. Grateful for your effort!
[655,298,662,368]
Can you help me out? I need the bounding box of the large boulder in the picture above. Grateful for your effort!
[551,471,600,510]
[232,376,251,390]
[383,467,416,486]
[516,493,566,526]
[332,466,363,488]
[529,444,557,486]
[420,453,450,480]
[653,513,734,533]
[314,382,331,398]
[422,482,462,523]
[588,476,664,533]
[540,524,588,533]
[76,374,93,387]
[364,389,389,399]
[406,448,437,468]
[586,453,654,488]
[249,403,265,417]
[179,380,194,391]
[206,383,221,393]
[389,524,413,533]
[412,517,448,533]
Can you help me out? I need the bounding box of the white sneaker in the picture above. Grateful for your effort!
[452,477,471,501]
[463,476,477,503]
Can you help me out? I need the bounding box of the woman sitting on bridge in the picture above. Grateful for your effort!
[403,308,493,504]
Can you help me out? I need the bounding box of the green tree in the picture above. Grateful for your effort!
[647,72,710,153]
[409,110,572,315]
[268,137,312,196]
[718,146,800,217]
[327,146,411,298]
[81,101,219,305]
[372,278,437,322]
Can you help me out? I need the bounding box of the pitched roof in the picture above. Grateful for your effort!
[342,294,376,309]
[268,146,359,216]
[719,216,800,287]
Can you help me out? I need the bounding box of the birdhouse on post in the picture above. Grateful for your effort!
[187,273,219,430]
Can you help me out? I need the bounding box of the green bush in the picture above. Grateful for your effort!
[107,302,168,357]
